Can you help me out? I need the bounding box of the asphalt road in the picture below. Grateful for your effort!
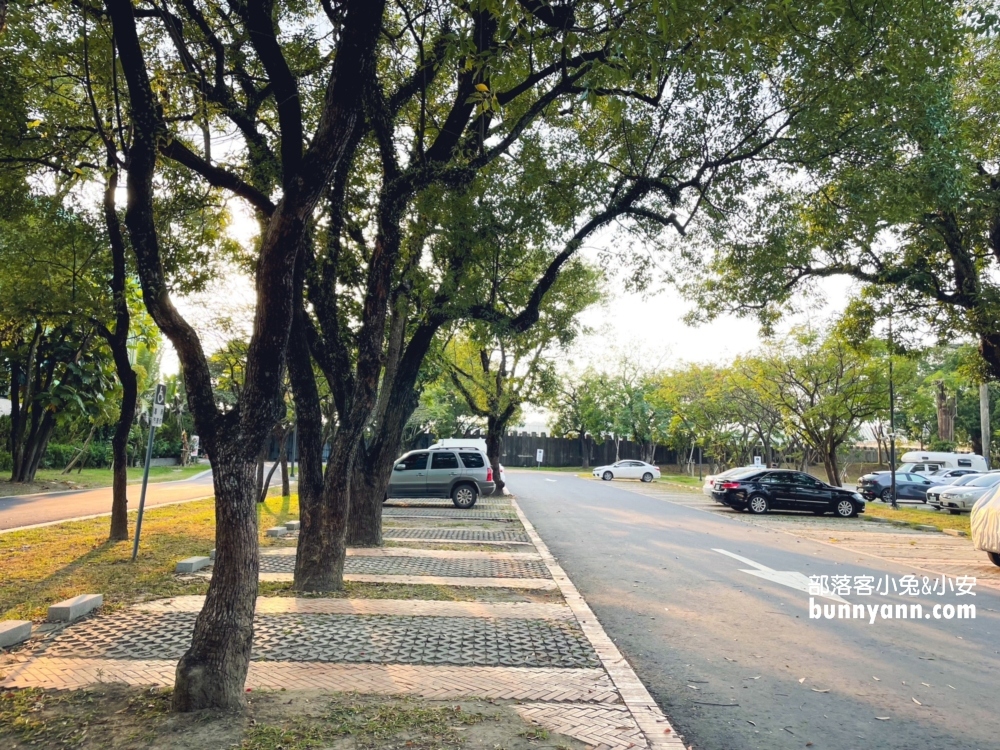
[0,470,216,531]
[511,470,1000,750]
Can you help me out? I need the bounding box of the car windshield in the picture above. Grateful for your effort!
[966,474,1000,488]
[951,474,982,486]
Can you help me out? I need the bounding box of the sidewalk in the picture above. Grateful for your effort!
[1,491,682,749]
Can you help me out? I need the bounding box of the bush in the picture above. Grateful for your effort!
[43,443,77,469]
[43,441,114,469]
[0,451,12,472]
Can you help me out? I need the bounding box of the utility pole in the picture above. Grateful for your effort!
[981,383,991,470]
[888,313,898,510]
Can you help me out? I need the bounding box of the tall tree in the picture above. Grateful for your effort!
[95,0,387,711]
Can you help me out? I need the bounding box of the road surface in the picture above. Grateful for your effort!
[0,471,216,531]
[511,469,1000,750]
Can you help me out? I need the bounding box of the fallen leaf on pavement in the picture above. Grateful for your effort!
[875,717,890,721]
[872,676,880,681]
[747,720,756,726]
[798,678,806,683]
[687,685,700,690]
[811,689,830,693]
[947,685,956,690]
[921,683,930,687]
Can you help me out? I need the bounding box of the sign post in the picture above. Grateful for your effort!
[536,448,544,468]
[132,383,165,561]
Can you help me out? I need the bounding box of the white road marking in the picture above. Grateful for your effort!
[545,479,557,482]
[713,548,847,603]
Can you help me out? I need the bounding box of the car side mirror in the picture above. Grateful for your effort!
[394,464,405,471]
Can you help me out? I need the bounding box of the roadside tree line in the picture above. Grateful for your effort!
[0,0,969,713]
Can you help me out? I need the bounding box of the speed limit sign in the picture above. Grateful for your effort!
[151,383,166,427]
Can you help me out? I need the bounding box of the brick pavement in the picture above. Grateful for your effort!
[2,491,683,750]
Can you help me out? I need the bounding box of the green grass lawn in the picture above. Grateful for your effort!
[657,473,702,487]
[0,465,207,498]
[862,500,972,534]
[0,492,296,621]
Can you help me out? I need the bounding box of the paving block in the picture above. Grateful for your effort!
[266,527,288,537]
[48,594,102,622]
[0,620,32,648]
[210,548,216,560]
[943,529,968,537]
[176,556,212,573]
[914,524,940,532]
[285,520,300,531]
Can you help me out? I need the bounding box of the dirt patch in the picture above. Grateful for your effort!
[256,580,563,604]
[0,686,585,750]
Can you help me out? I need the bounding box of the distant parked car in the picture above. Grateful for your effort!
[936,473,1000,514]
[593,460,661,482]
[927,469,981,484]
[926,473,983,508]
[856,472,935,502]
[711,469,866,517]
[386,449,496,508]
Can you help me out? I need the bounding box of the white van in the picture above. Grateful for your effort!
[898,451,988,474]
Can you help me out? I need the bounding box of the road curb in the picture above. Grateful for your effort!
[510,496,685,749]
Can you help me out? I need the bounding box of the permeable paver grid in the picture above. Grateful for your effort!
[2,492,681,750]
[36,611,600,668]
[386,528,531,543]
[259,553,550,578]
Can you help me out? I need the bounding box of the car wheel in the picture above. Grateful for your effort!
[747,494,768,514]
[451,483,478,509]
[988,552,1000,568]
[879,488,892,502]
[641,472,654,483]
[835,499,856,518]
[602,471,613,481]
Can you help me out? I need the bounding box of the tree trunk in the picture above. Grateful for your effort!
[280,447,290,496]
[62,426,96,473]
[288,306,351,591]
[579,432,588,468]
[295,432,352,590]
[109,335,138,541]
[347,335,435,546]
[255,446,266,503]
[823,450,840,486]
[486,415,508,495]
[172,446,258,711]
[346,455,385,547]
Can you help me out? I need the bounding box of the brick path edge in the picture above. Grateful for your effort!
[509,496,685,749]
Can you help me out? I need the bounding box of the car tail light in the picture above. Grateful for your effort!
[486,466,493,482]
[720,481,741,489]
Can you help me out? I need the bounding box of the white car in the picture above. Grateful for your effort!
[593,460,660,482]
[971,484,1000,567]
[937,474,1000,514]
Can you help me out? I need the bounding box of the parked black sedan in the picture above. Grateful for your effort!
[856,472,935,502]
[710,469,866,517]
